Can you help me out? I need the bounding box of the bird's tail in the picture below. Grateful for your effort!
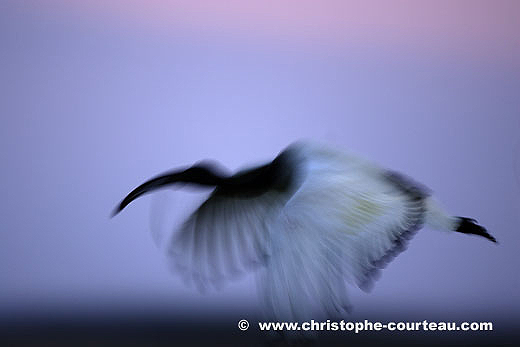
[424,197,496,243]
[455,217,497,243]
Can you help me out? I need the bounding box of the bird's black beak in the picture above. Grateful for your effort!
[111,164,227,217]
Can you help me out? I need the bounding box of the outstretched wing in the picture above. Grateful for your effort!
[165,150,303,291]
[167,189,286,291]
[259,153,429,321]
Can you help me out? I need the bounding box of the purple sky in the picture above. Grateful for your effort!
[1,1,519,324]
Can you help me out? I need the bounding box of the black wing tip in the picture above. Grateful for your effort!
[456,217,497,243]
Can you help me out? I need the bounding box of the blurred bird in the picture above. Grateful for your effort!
[112,141,496,322]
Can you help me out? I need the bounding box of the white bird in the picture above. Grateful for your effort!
[112,141,496,322]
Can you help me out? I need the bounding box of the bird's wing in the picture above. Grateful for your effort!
[164,148,304,290]
[259,159,429,321]
[166,189,286,291]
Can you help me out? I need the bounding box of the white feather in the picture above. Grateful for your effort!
[164,142,453,321]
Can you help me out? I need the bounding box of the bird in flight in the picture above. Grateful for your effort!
[112,141,496,322]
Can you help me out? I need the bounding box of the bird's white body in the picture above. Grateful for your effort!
[115,141,494,324]
[167,142,457,321]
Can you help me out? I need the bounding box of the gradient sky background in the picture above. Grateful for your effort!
[1,0,519,331]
